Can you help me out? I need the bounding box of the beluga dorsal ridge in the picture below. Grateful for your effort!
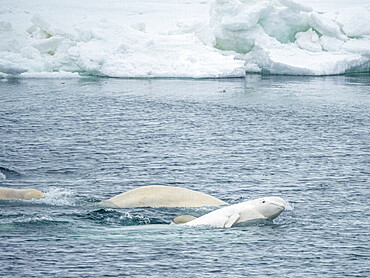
[0,187,44,200]
[173,197,286,228]
[100,185,228,208]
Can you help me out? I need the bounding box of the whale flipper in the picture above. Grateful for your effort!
[224,213,240,228]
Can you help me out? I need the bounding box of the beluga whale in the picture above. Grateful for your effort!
[172,197,286,228]
[100,185,227,208]
[0,187,44,200]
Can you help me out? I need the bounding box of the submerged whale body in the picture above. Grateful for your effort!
[100,185,227,208]
[174,197,286,228]
[0,187,44,200]
[173,215,197,224]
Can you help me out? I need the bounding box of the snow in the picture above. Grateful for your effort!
[209,0,370,75]
[0,0,369,77]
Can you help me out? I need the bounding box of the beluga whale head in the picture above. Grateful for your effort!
[174,196,287,228]
[250,196,286,220]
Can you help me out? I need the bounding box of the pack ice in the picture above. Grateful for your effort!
[208,0,370,75]
[0,0,369,77]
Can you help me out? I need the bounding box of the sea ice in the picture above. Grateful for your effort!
[0,59,28,74]
[336,7,370,37]
[209,0,370,75]
[295,29,322,52]
[0,0,369,77]
[279,0,313,12]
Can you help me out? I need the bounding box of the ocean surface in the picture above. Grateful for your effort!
[1,74,369,277]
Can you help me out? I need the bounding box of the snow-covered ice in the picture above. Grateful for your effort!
[0,0,369,77]
[210,0,370,75]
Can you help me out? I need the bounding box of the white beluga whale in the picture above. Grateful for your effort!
[173,197,286,228]
[100,185,228,208]
[0,187,44,200]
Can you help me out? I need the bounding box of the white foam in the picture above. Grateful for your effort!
[0,215,54,225]
[39,187,77,206]
[120,212,150,225]
[284,201,294,211]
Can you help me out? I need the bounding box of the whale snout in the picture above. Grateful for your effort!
[267,197,286,209]
[258,197,286,219]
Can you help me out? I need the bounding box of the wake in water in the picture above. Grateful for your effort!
[0,0,369,77]
[0,167,22,179]
[38,187,79,206]
[1,188,292,228]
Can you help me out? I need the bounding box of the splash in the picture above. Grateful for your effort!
[0,214,54,225]
[37,187,78,206]
[284,200,294,211]
[86,208,152,226]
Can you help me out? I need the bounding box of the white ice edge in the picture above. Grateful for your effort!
[0,0,369,78]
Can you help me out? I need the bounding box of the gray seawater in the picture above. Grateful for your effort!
[0,75,369,277]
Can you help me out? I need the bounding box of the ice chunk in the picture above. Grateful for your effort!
[29,15,52,38]
[320,35,344,52]
[208,0,369,75]
[343,38,370,56]
[310,12,347,41]
[29,15,78,41]
[68,23,246,78]
[214,25,267,53]
[295,29,322,52]
[20,46,42,59]
[220,3,273,31]
[252,45,366,75]
[337,7,370,37]
[131,22,146,32]
[210,0,274,53]
[0,59,28,74]
[259,7,310,43]
[0,0,369,77]
[32,37,66,55]
[279,0,313,12]
[0,21,12,31]
[175,22,216,46]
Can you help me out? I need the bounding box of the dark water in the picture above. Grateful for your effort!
[0,75,369,277]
